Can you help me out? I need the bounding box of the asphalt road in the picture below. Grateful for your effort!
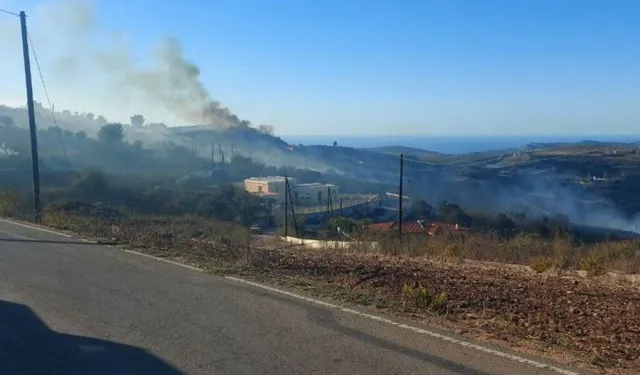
[0,219,584,375]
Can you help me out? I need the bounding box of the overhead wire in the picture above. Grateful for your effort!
[27,30,70,168]
[0,8,20,17]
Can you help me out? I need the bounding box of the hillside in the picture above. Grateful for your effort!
[3,103,640,233]
[361,145,443,158]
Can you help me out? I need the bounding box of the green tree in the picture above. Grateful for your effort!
[407,199,432,220]
[132,140,144,151]
[329,216,358,233]
[98,123,125,144]
[0,115,15,127]
[130,114,145,127]
[438,200,472,226]
[96,115,107,124]
[75,130,87,140]
[496,213,516,238]
[71,169,110,201]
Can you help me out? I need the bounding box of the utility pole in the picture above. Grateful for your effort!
[326,187,330,222]
[20,11,41,222]
[330,189,334,216]
[340,198,343,217]
[287,178,298,236]
[398,153,404,240]
[231,144,234,162]
[284,175,288,237]
[210,142,216,176]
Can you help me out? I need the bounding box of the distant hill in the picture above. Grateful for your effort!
[361,145,443,158]
[524,140,626,150]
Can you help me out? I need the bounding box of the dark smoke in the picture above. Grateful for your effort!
[104,37,258,129]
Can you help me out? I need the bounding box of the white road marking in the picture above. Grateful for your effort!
[224,276,580,375]
[123,250,204,272]
[123,247,582,375]
[0,230,33,240]
[0,217,582,375]
[0,218,72,238]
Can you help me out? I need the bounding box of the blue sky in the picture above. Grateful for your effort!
[1,0,639,136]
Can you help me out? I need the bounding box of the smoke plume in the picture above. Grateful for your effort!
[11,0,264,130]
[258,124,275,135]
[102,37,254,128]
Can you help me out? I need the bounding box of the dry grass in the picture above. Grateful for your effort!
[19,209,640,373]
[0,189,31,221]
[528,257,555,273]
[364,231,640,275]
[246,248,640,373]
[42,211,251,266]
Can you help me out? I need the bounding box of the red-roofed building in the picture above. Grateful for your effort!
[366,222,395,232]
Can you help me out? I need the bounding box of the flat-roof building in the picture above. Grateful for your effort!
[244,176,296,202]
[244,176,338,205]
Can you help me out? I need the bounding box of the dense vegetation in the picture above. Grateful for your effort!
[2,105,640,269]
[0,168,273,227]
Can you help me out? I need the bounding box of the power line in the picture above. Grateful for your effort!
[27,30,70,168]
[0,8,20,17]
[391,154,437,166]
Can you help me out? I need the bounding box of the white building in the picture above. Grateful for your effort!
[244,176,338,206]
[293,182,339,206]
[243,176,296,201]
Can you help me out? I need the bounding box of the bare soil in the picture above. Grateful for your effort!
[36,213,640,374]
[242,248,640,374]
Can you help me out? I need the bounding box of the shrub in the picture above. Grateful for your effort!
[431,292,449,313]
[529,257,554,273]
[579,251,606,277]
[443,243,458,258]
[0,189,30,219]
[553,234,577,269]
[402,283,448,313]
[403,283,432,309]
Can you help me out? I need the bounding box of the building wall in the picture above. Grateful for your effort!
[244,177,340,206]
[266,180,287,201]
[244,179,269,194]
[294,184,339,205]
[244,177,295,202]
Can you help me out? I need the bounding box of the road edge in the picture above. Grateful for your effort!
[0,217,583,375]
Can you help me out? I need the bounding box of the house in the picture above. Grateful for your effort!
[294,182,339,206]
[244,176,295,202]
[244,176,339,206]
[365,220,468,236]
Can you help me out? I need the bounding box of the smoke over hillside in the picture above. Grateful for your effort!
[400,165,640,234]
[3,1,639,237]
[99,37,260,129]
[3,0,272,132]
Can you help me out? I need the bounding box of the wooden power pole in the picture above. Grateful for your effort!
[284,175,288,237]
[20,11,41,222]
[398,153,404,239]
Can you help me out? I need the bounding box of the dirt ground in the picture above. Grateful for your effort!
[33,219,640,374]
[243,248,640,374]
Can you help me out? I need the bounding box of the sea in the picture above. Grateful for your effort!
[281,135,639,154]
